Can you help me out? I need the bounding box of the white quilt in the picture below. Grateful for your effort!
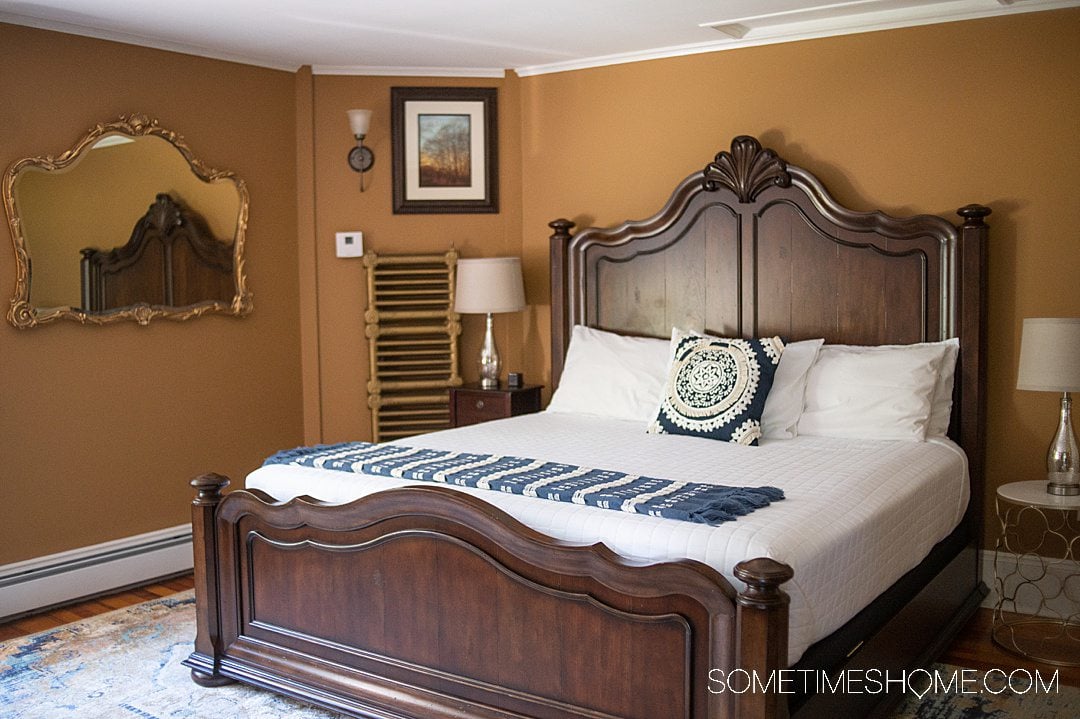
[247,411,969,665]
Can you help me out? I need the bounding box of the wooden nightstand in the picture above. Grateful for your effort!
[449,384,542,428]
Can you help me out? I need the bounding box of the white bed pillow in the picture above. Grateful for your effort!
[798,343,948,441]
[761,338,825,439]
[802,339,959,437]
[925,338,960,437]
[547,325,670,422]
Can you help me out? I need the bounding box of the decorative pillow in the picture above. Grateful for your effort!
[761,338,825,439]
[546,325,670,422]
[671,329,823,440]
[647,334,784,445]
[797,343,947,441]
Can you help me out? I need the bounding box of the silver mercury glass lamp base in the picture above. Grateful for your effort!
[478,312,500,389]
[1046,392,1080,496]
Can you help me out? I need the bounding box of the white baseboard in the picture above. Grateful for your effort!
[979,548,1080,618]
[0,524,192,621]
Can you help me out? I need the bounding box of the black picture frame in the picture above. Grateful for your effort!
[391,87,498,214]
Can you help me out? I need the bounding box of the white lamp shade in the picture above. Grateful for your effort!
[1017,317,1080,392]
[455,257,526,314]
[347,109,372,137]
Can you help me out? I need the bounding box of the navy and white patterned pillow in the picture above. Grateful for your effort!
[648,334,785,445]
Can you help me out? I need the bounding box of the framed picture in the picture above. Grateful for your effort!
[391,87,498,214]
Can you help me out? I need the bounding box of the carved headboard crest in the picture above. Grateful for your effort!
[146,193,185,233]
[702,135,791,203]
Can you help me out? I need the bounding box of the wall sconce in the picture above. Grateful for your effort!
[346,109,375,191]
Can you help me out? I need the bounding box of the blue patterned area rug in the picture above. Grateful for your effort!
[888,664,1080,718]
[0,591,341,718]
[2,591,1078,718]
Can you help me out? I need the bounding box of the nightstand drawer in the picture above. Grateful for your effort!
[454,391,511,425]
[450,385,542,428]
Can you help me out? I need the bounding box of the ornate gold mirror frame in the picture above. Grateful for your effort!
[3,113,252,327]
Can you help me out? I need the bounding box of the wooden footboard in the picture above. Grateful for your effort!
[184,474,793,719]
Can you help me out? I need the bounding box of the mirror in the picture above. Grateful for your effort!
[2,114,251,327]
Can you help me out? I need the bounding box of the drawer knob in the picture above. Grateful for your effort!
[475,399,485,410]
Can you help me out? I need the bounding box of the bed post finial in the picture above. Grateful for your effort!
[185,473,235,687]
[957,204,991,227]
[192,472,229,504]
[549,219,576,390]
[734,558,794,719]
[549,218,575,239]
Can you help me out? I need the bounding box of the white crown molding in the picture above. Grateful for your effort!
[514,0,1080,77]
[311,65,505,78]
[3,0,1077,79]
[0,11,301,72]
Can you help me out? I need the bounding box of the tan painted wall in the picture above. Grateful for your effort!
[0,24,303,565]
[517,9,1080,548]
[303,74,523,444]
[1,9,1075,569]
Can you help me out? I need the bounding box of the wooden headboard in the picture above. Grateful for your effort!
[80,193,234,312]
[549,135,989,527]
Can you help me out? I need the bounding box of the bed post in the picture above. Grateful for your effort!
[549,218,575,390]
[185,472,234,687]
[955,204,991,548]
[735,558,794,719]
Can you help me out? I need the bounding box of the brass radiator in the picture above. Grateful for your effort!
[364,250,461,441]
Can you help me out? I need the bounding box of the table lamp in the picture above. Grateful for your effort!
[454,257,526,389]
[1016,317,1080,495]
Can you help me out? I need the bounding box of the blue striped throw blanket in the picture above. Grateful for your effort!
[264,442,784,526]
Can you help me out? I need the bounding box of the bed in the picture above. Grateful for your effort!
[185,136,991,719]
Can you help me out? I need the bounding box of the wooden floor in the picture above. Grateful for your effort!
[0,574,194,642]
[1,575,1076,688]
[939,607,1080,687]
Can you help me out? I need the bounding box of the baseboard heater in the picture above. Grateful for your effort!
[978,548,1079,617]
[0,524,193,622]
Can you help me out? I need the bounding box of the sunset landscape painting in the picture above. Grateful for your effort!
[417,114,471,187]
[392,86,496,213]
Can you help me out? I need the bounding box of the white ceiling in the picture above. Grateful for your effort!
[0,0,1074,76]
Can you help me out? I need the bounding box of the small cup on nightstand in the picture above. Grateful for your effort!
[507,372,523,388]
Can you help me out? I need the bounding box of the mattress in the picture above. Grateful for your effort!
[247,411,969,665]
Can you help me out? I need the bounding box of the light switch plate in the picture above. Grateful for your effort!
[335,231,364,258]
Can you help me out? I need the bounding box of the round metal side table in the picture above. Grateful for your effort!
[992,480,1080,666]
